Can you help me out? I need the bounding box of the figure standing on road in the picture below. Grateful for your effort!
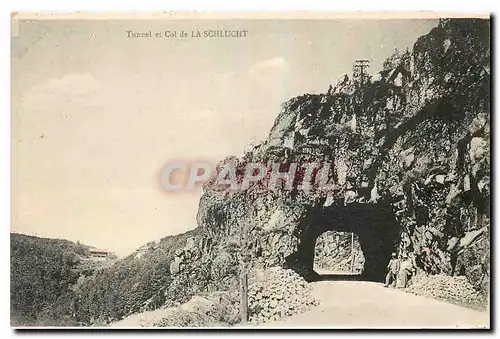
[397,253,416,288]
[385,252,400,288]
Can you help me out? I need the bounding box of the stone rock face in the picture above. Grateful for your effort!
[314,231,365,273]
[194,19,490,287]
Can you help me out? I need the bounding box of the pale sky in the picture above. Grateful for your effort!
[11,18,437,256]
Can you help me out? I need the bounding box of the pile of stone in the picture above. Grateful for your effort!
[406,274,487,310]
[248,267,319,324]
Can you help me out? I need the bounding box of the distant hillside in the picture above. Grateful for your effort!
[10,230,205,326]
[10,233,115,326]
[71,229,202,326]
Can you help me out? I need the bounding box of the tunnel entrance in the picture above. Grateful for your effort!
[313,231,365,275]
[286,202,400,282]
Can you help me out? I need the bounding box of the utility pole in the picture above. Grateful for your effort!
[240,272,248,324]
[238,209,253,325]
[353,59,370,87]
[350,232,355,273]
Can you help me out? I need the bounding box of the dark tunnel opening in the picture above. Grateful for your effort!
[285,202,401,282]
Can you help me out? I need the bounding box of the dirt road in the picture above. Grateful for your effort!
[111,269,489,329]
[267,275,489,329]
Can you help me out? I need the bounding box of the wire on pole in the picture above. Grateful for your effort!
[353,59,370,87]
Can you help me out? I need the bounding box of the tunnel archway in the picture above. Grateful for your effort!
[286,202,401,282]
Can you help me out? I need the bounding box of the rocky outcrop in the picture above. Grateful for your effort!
[194,19,490,287]
[314,231,364,272]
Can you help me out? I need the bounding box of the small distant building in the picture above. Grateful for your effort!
[89,249,111,258]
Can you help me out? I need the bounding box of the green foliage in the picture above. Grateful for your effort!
[11,229,203,326]
[72,229,198,325]
[10,233,87,326]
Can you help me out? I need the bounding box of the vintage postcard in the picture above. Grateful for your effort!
[10,12,490,329]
